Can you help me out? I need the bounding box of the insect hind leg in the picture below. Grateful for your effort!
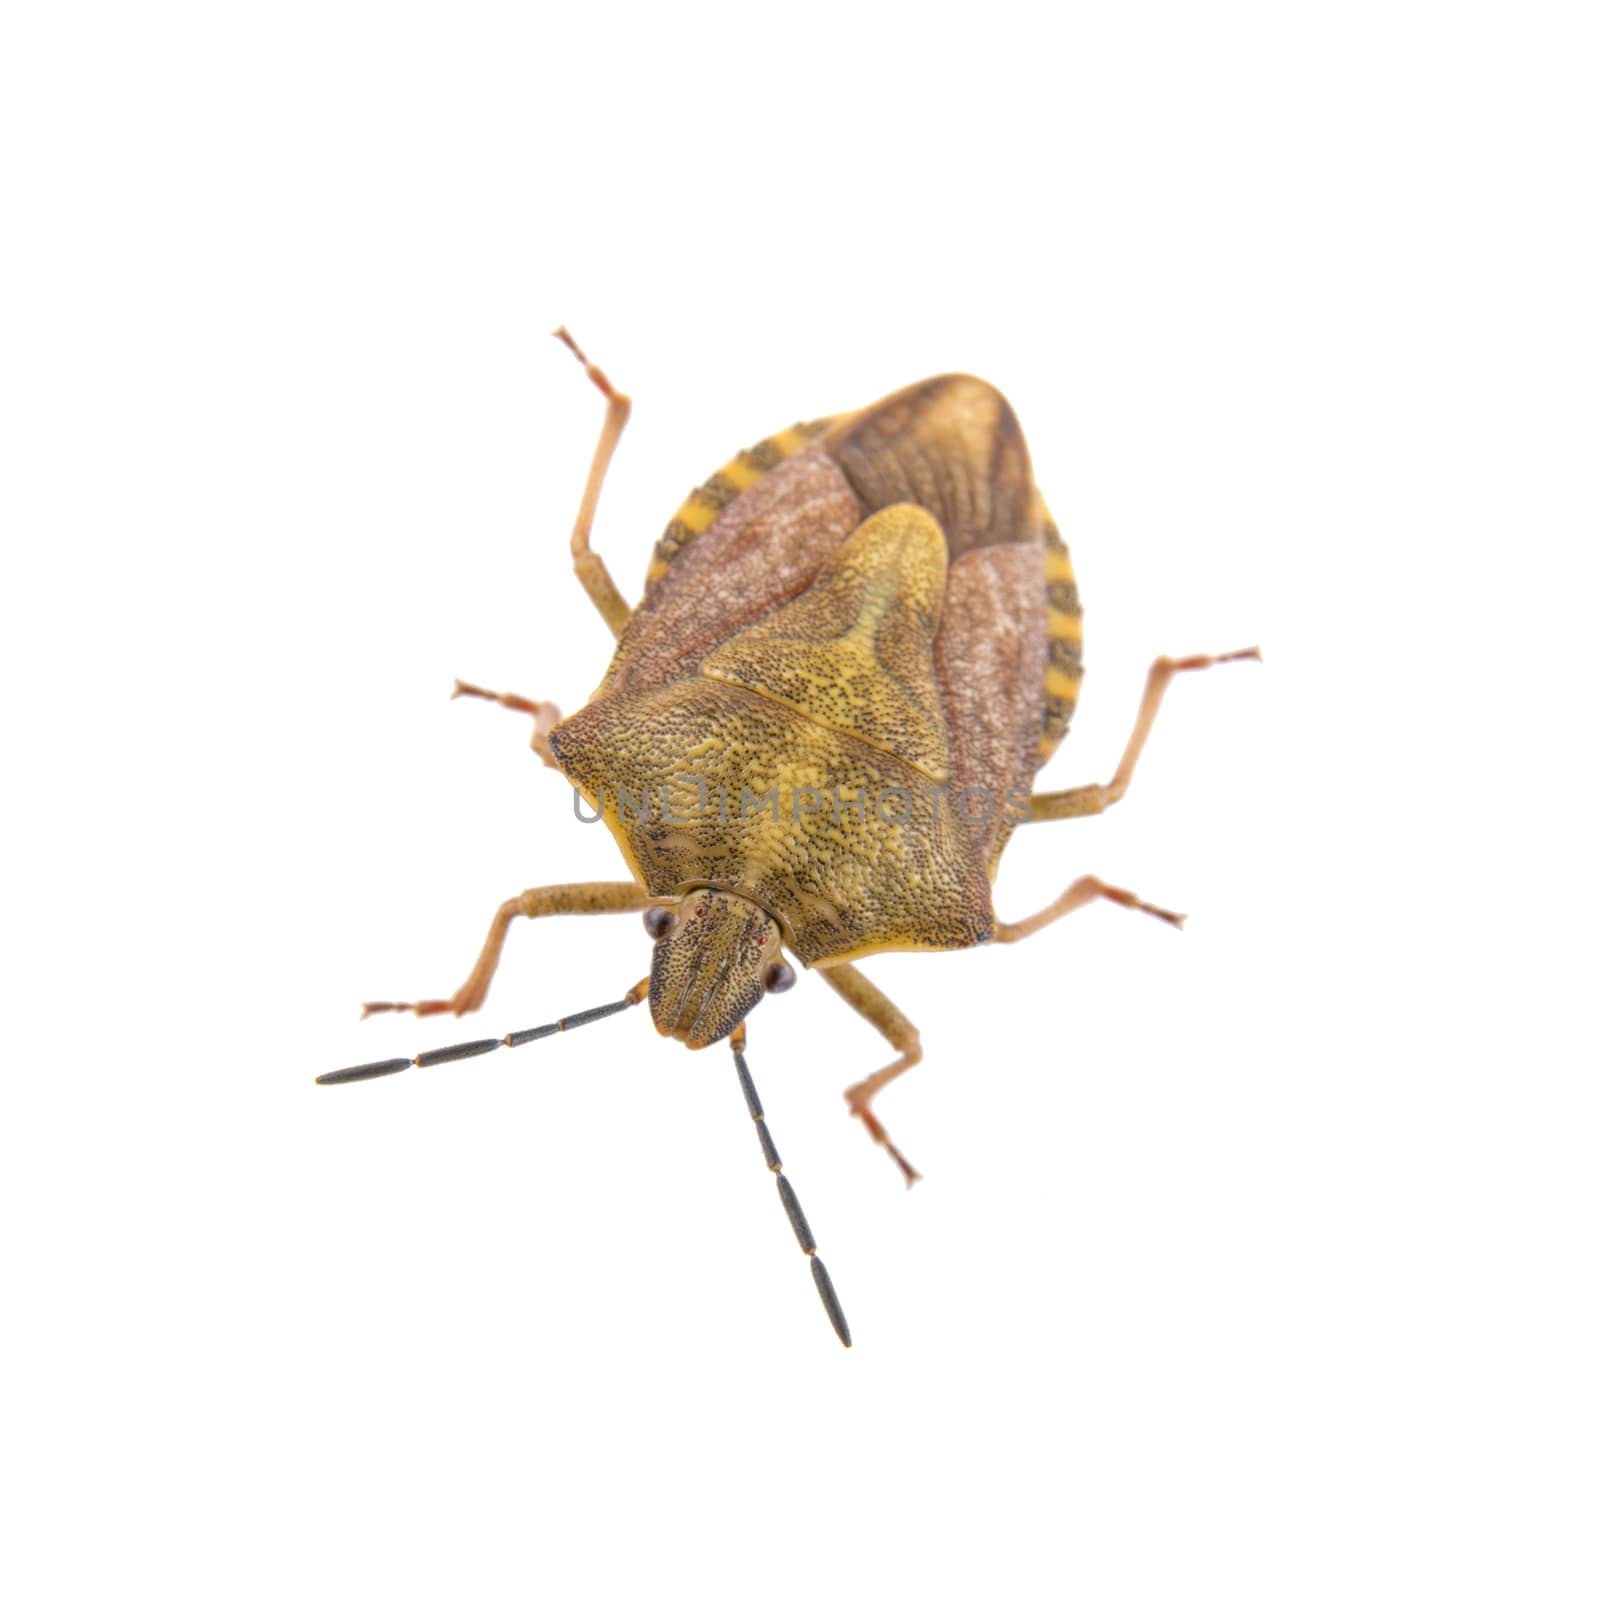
[554,327,633,638]
[1026,647,1260,821]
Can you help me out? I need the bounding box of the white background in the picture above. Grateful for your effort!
[4,4,1596,1596]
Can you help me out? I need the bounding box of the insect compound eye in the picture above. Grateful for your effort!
[763,959,797,995]
[643,905,675,941]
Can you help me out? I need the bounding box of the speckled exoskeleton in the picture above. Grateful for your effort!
[324,331,1257,1344]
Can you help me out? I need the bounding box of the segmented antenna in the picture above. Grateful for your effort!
[314,989,852,1346]
[315,988,642,1085]
[733,1042,852,1348]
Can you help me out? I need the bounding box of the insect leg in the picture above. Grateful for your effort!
[1025,647,1260,821]
[994,875,1185,943]
[451,678,563,769]
[553,326,633,638]
[362,881,650,1020]
[816,962,924,1188]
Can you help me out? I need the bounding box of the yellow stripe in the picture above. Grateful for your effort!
[770,424,812,457]
[1048,610,1083,642]
[648,417,836,592]
[1044,546,1076,583]
[1045,666,1081,700]
[674,497,721,535]
[719,457,762,492]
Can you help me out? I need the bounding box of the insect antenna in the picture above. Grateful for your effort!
[315,983,646,1085]
[733,1040,852,1348]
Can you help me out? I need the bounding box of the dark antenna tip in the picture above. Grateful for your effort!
[314,984,645,1086]
[810,1256,852,1348]
[315,1057,413,1087]
[733,1042,852,1348]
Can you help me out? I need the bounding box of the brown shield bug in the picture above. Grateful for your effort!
[318,329,1259,1346]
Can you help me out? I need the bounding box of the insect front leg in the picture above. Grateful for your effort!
[554,327,633,638]
[817,962,924,1188]
[450,678,563,768]
[1025,647,1260,822]
[362,881,650,1020]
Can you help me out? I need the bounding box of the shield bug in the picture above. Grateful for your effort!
[319,329,1259,1346]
